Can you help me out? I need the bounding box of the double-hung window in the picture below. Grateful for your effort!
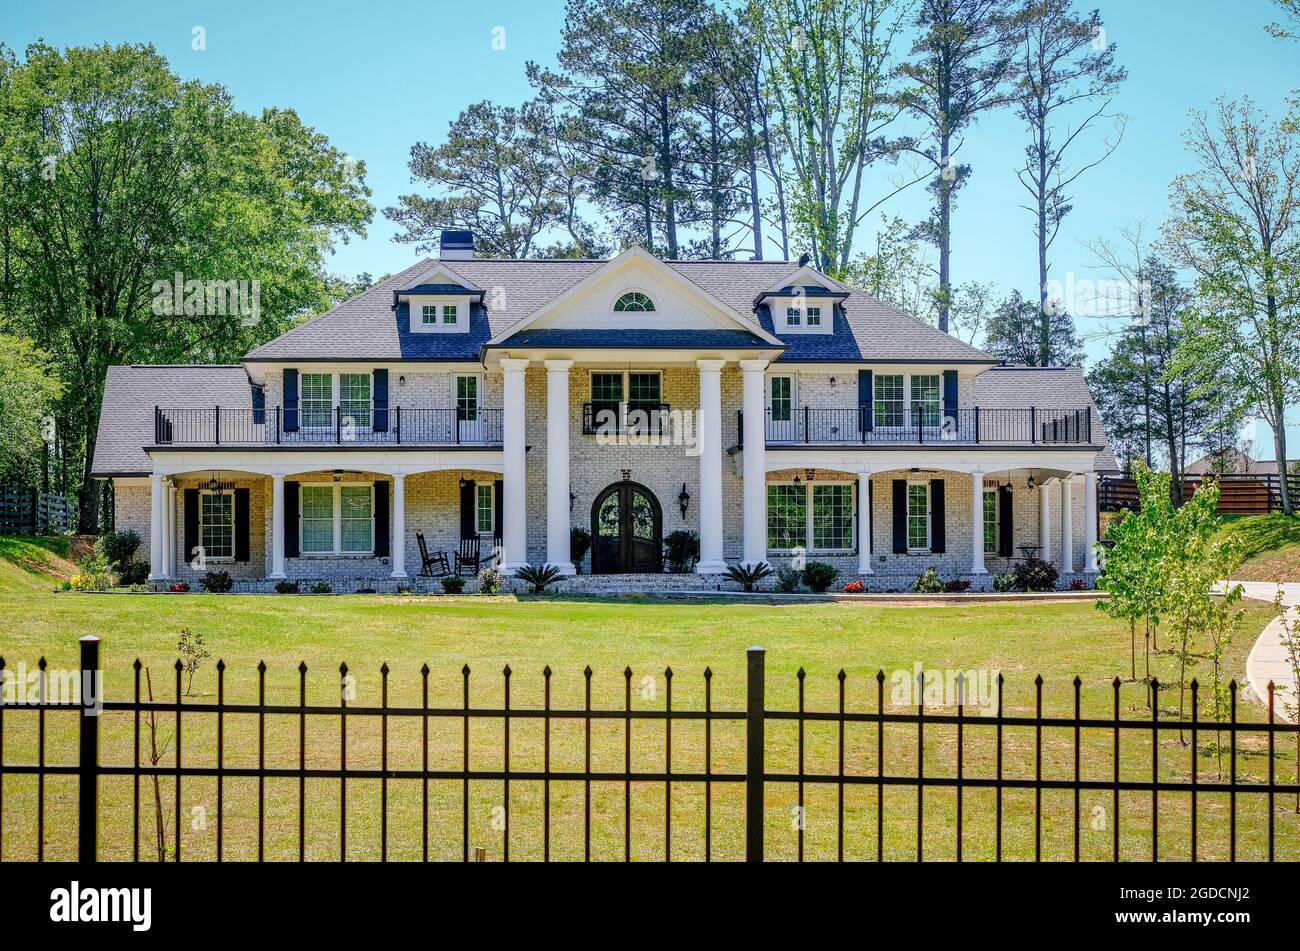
[911,374,941,427]
[907,483,930,551]
[338,373,371,430]
[767,484,807,550]
[200,490,234,561]
[874,374,905,428]
[476,483,495,535]
[983,490,998,555]
[300,373,333,429]
[300,483,374,555]
[812,484,853,550]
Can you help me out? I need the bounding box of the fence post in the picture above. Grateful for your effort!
[745,645,765,863]
[78,634,101,862]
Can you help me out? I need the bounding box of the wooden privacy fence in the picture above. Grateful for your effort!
[1,637,1298,862]
[0,487,74,535]
[1099,472,1300,514]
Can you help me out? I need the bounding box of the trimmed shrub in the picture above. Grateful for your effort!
[477,567,503,594]
[199,570,233,593]
[1013,557,1059,592]
[441,576,467,594]
[992,572,1017,593]
[96,530,141,570]
[71,553,115,592]
[775,565,803,593]
[118,561,150,586]
[310,581,332,594]
[274,579,299,594]
[913,567,944,594]
[1070,577,1088,591]
[801,562,839,593]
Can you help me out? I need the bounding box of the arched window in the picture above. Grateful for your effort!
[613,291,655,313]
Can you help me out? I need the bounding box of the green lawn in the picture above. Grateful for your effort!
[0,538,1293,861]
[1218,512,1300,582]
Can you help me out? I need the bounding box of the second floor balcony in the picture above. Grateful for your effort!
[740,406,1095,447]
[154,406,504,447]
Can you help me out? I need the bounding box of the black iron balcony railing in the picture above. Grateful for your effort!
[737,406,1094,447]
[153,407,504,447]
[581,401,672,436]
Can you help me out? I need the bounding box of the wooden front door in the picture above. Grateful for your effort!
[591,481,662,574]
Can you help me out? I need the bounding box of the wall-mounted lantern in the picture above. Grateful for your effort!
[678,483,690,519]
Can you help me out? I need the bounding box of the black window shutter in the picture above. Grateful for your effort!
[283,369,299,432]
[891,479,907,554]
[183,489,199,565]
[998,484,1013,558]
[943,370,958,430]
[931,479,946,553]
[494,480,503,542]
[251,385,266,425]
[858,369,873,432]
[234,488,250,562]
[460,479,476,539]
[284,481,299,557]
[372,369,389,432]
[374,480,390,556]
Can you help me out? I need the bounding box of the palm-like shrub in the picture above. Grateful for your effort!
[516,563,565,594]
[775,565,803,592]
[724,561,773,592]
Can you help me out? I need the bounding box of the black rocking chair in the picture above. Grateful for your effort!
[455,536,482,576]
[416,531,450,577]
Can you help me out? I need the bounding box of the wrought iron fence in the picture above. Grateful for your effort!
[154,407,503,446]
[739,407,1093,447]
[0,638,1296,862]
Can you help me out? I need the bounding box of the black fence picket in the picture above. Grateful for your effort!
[0,635,1298,862]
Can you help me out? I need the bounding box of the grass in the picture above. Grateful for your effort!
[1218,513,1300,582]
[0,535,1295,862]
[0,535,76,593]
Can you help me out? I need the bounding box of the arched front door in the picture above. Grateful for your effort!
[591,481,662,574]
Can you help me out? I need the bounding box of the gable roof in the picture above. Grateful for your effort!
[92,365,256,476]
[242,254,998,364]
[972,365,1120,473]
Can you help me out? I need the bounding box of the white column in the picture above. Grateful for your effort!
[857,470,873,575]
[164,480,176,577]
[695,359,728,573]
[545,360,576,574]
[970,471,987,575]
[148,474,165,581]
[1039,480,1052,562]
[270,474,286,578]
[501,358,530,574]
[1059,474,1074,576]
[391,473,407,578]
[1084,471,1099,573]
[740,359,768,568]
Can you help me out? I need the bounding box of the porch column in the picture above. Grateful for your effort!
[970,470,987,575]
[501,357,530,574]
[1084,471,1099,573]
[148,474,165,581]
[270,474,286,579]
[857,470,873,575]
[1059,474,1075,576]
[391,473,407,578]
[545,360,576,575]
[740,359,768,568]
[695,359,728,573]
[164,480,177,577]
[1039,480,1052,562]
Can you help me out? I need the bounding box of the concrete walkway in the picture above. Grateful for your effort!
[1229,581,1300,721]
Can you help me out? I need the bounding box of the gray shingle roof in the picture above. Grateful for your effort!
[485,328,771,349]
[242,258,998,364]
[92,365,255,476]
[972,366,1120,473]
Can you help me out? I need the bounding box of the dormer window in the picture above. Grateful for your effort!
[421,304,438,325]
[407,295,470,333]
[614,291,655,312]
[786,306,801,326]
[442,304,458,324]
[806,306,822,326]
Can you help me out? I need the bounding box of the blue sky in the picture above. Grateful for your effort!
[5,0,1298,455]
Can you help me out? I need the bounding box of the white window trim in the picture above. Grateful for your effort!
[199,488,236,563]
[408,294,471,333]
[766,372,796,419]
[983,488,999,555]
[298,482,375,557]
[611,288,656,313]
[769,296,832,335]
[588,369,663,401]
[765,480,857,555]
[906,480,931,553]
[298,372,373,432]
[420,304,439,325]
[873,372,948,428]
[805,305,822,326]
[476,482,496,535]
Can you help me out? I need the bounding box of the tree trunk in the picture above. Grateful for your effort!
[1037,123,1050,365]
[1272,398,1293,514]
[938,130,952,333]
[746,129,763,260]
[658,95,678,259]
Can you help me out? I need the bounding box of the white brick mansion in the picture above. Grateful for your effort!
[93,235,1117,592]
